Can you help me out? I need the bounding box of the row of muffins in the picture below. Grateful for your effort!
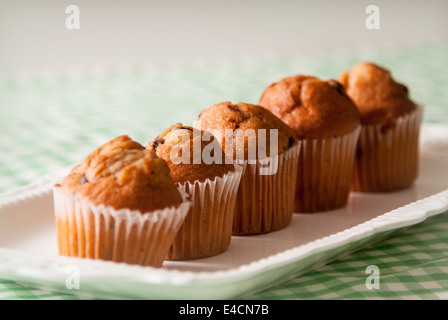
[53,61,423,267]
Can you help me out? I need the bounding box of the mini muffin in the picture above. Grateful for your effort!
[259,75,361,212]
[197,102,300,235]
[53,135,191,267]
[148,123,242,260]
[339,62,423,192]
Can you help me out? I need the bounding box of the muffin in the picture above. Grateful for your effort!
[259,75,361,212]
[339,62,423,192]
[53,135,191,267]
[148,123,242,260]
[197,102,300,235]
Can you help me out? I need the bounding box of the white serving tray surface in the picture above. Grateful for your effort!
[0,123,447,300]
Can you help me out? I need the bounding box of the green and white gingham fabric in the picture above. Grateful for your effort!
[1,41,447,300]
[250,212,448,300]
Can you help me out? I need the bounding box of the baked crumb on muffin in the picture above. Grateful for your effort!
[148,123,235,184]
[197,102,298,161]
[60,135,182,213]
[258,75,361,139]
[338,61,417,126]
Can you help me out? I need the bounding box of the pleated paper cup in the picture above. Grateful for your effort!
[232,142,301,235]
[352,105,424,192]
[53,186,191,268]
[295,127,361,213]
[166,166,243,260]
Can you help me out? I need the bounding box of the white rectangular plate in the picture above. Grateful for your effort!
[0,123,448,300]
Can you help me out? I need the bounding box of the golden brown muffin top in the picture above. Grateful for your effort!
[148,123,235,184]
[339,61,417,125]
[59,135,182,213]
[197,102,298,161]
[258,75,361,139]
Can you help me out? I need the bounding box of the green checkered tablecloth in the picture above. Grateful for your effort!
[1,41,447,300]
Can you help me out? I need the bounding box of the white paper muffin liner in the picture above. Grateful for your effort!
[167,165,243,260]
[296,126,361,213]
[352,105,424,192]
[53,186,191,268]
[232,142,301,235]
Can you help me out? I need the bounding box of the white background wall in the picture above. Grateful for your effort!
[1,0,447,76]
